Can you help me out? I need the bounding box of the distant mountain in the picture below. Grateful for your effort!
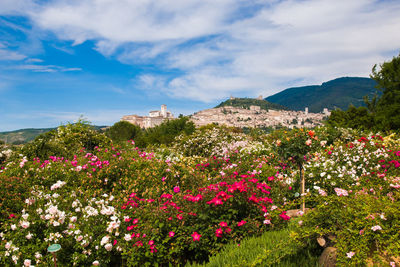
[216,97,289,111]
[265,77,379,113]
[0,125,107,144]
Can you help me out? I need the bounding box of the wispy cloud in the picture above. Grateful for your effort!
[12,64,82,72]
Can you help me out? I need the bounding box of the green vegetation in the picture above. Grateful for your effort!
[216,98,289,111]
[20,120,111,160]
[105,121,141,143]
[188,220,320,267]
[327,53,400,131]
[266,77,379,113]
[135,116,196,147]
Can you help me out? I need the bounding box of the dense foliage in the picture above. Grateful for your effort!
[105,121,141,143]
[327,53,400,132]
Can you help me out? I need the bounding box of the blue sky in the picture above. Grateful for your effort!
[1,0,400,131]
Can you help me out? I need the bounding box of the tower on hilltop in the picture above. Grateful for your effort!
[161,104,167,118]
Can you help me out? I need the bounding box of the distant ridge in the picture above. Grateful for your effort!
[0,125,107,144]
[216,97,289,111]
[265,77,379,113]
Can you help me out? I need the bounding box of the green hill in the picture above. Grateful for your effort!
[0,125,107,144]
[215,97,289,111]
[265,77,379,113]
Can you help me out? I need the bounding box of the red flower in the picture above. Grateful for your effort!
[192,232,201,241]
[279,211,291,221]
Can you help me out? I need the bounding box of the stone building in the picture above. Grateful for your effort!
[121,105,174,129]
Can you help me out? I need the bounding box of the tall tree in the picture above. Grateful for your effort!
[371,53,400,130]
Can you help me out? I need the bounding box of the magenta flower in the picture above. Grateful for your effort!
[237,220,247,227]
[219,221,228,227]
[191,232,201,241]
[215,228,223,237]
[168,231,175,237]
[173,186,180,193]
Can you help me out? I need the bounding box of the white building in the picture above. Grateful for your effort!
[122,105,174,129]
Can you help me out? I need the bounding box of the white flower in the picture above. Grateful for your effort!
[100,206,115,216]
[100,236,110,246]
[5,241,12,250]
[50,180,66,190]
[35,252,42,259]
[104,243,112,251]
[70,216,77,223]
[93,260,100,266]
[270,205,277,211]
[47,205,58,215]
[346,251,355,258]
[24,259,31,266]
[26,233,33,239]
[12,255,18,264]
[124,234,132,241]
[53,221,60,227]
[76,235,83,242]
[371,225,382,231]
[22,214,29,220]
[20,221,30,229]
[263,219,271,224]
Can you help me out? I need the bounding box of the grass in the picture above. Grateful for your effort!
[187,220,321,267]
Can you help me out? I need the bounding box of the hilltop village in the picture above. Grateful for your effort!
[191,105,329,129]
[121,99,330,129]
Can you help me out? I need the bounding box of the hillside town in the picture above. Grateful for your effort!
[121,102,330,129]
[190,105,329,128]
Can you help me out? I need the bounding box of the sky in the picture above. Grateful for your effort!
[0,0,400,131]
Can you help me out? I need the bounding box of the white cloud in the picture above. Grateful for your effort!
[0,43,27,61]
[14,0,400,101]
[0,0,35,15]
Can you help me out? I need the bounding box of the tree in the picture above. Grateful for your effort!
[327,105,374,130]
[371,53,400,130]
[106,121,141,143]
